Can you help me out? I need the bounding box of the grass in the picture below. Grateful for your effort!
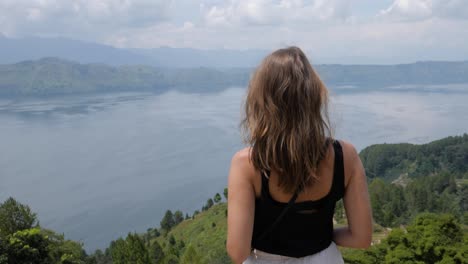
[153,203,229,263]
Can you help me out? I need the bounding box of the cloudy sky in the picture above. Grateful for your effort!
[1,0,468,62]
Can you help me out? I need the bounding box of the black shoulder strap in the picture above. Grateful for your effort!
[332,140,345,200]
[260,170,270,199]
[256,176,301,241]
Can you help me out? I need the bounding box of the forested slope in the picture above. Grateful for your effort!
[2,58,468,96]
[360,134,468,181]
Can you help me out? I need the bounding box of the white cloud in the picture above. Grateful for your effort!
[379,0,432,21]
[202,0,352,27]
[0,0,467,62]
[0,0,172,37]
[379,0,468,22]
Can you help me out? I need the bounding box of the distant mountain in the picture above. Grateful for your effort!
[0,36,268,67]
[2,35,468,68]
[0,36,152,66]
[318,61,468,88]
[1,57,468,97]
[0,58,251,96]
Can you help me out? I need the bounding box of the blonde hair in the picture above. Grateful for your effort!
[242,46,332,193]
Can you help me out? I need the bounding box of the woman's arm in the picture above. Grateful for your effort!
[226,150,256,264]
[333,141,373,248]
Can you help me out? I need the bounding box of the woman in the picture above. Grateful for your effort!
[226,47,372,263]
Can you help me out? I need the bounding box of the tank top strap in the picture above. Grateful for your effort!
[331,140,345,200]
[260,170,271,199]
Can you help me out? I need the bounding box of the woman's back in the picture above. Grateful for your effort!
[226,47,372,264]
[250,140,345,259]
[252,141,336,203]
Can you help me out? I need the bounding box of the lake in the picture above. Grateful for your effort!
[1,87,467,251]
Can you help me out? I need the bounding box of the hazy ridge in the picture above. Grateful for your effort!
[1,58,468,97]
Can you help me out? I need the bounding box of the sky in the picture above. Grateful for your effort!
[1,0,468,62]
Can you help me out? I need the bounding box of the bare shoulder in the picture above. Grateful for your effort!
[231,147,251,167]
[230,147,256,180]
[336,140,363,186]
[232,147,251,161]
[337,140,359,160]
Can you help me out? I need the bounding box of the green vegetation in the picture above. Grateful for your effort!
[0,197,38,238]
[153,204,229,264]
[1,134,467,263]
[361,134,468,181]
[2,58,468,97]
[83,190,231,264]
[342,213,468,264]
[0,197,88,264]
[0,58,249,96]
[369,172,466,227]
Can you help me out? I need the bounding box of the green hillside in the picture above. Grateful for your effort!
[360,134,468,181]
[153,203,229,264]
[2,58,468,96]
[0,58,249,96]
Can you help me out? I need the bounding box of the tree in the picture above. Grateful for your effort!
[44,228,87,264]
[151,228,160,238]
[205,199,214,210]
[173,210,184,225]
[110,238,128,264]
[398,213,465,263]
[160,210,175,231]
[372,183,408,226]
[110,234,150,264]
[223,188,228,200]
[149,241,164,264]
[3,228,50,264]
[169,235,176,246]
[164,254,179,264]
[343,213,468,264]
[0,197,38,237]
[0,236,8,264]
[459,185,468,214]
[178,240,185,250]
[125,233,150,264]
[87,249,112,264]
[192,210,199,219]
[214,193,222,203]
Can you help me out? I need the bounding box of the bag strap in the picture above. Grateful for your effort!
[256,179,301,241]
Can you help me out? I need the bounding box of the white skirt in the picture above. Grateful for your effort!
[243,242,344,264]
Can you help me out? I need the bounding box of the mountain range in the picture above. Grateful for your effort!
[0,35,268,68]
[3,35,468,68]
[1,57,468,97]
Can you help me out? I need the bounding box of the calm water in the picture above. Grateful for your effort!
[0,87,467,251]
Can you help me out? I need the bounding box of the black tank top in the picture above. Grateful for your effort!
[251,140,345,258]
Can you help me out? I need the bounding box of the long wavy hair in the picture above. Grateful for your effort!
[241,46,332,193]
